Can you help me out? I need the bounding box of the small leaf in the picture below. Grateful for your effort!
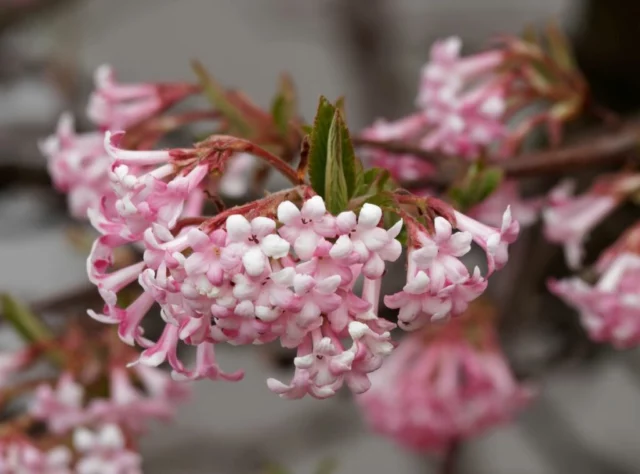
[545,21,576,72]
[338,109,357,198]
[307,97,336,198]
[449,165,503,210]
[302,124,313,135]
[1,294,53,344]
[325,110,349,214]
[335,96,346,119]
[271,73,297,136]
[191,61,252,137]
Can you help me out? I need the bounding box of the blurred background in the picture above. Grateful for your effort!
[2,0,640,473]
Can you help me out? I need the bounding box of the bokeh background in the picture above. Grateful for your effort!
[2,1,640,473]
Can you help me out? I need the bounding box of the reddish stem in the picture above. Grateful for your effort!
[202,136,303,186]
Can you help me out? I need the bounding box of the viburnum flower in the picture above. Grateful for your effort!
[39,113,112,219]
[416,36,508,158]
[87,64,197,131]
[88,183,407,398]
[30,373,87,434]
[0,439,72,474]
[73,424,141,474]
[549,251,640,348]
[543,180,619,269]
[29,365,188,436]
[385,208,517,329]
[87,132,208,242]
[356,304,534,453]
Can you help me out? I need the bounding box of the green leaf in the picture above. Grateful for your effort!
[270,74,297,136]
[545,21,576,72]
[301,124,313,135]
[449,165,503,210]
[325,110,349,214]
[1,294,64,365]
[1,294,53,343]
[191,61,252,137]
[338,113,357,199]
[307,96,335,198]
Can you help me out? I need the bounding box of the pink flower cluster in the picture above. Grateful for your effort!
[89,181,404,397]
[0,424,141,474]
[29,364,189,436]
[41,66,256,219]
[385,209,518,329]
[360,36,507,170]
[0,439,71,474]
[39,114,112,219]
[550,251,640,348]
[543,180,619,269]
[417,37,507,158]
[73,424,142,474]
[357,320,533,452]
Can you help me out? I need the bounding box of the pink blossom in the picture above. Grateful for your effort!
[87,64,193,131]
[224,215,290,277]
[356,322,533,452]
[88,367,177,434]
[384,217,492,328]
[331,204,403,278]
[417,37,508,158]
[550,252,640,348]
[85,195,409,398]
[454,206,519,274]
[29,373,88,434]
[73,424,141,474]
[88,132,207,242]
[543,180,618,269]
[277,196,336,260]
[0,440,71,474]
[39,113,112,219]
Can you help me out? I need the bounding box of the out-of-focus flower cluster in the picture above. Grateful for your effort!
[0,317,189,473]
[357,300,533,452]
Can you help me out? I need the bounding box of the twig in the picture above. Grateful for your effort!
[441,439,461,474]
[363,120,640,188]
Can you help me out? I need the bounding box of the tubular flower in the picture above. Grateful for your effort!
[416,37,508,158]
[29,366,188,437]
[87,64,196,131]
[543,180,619,269]
[39,113,113,219]
[357,306,534,453]
[549,251,640,348]
[385,208,517,329]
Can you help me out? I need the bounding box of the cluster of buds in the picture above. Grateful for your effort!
[0,300,189,474]
[75,88,518,399]
[357,300,534,452]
